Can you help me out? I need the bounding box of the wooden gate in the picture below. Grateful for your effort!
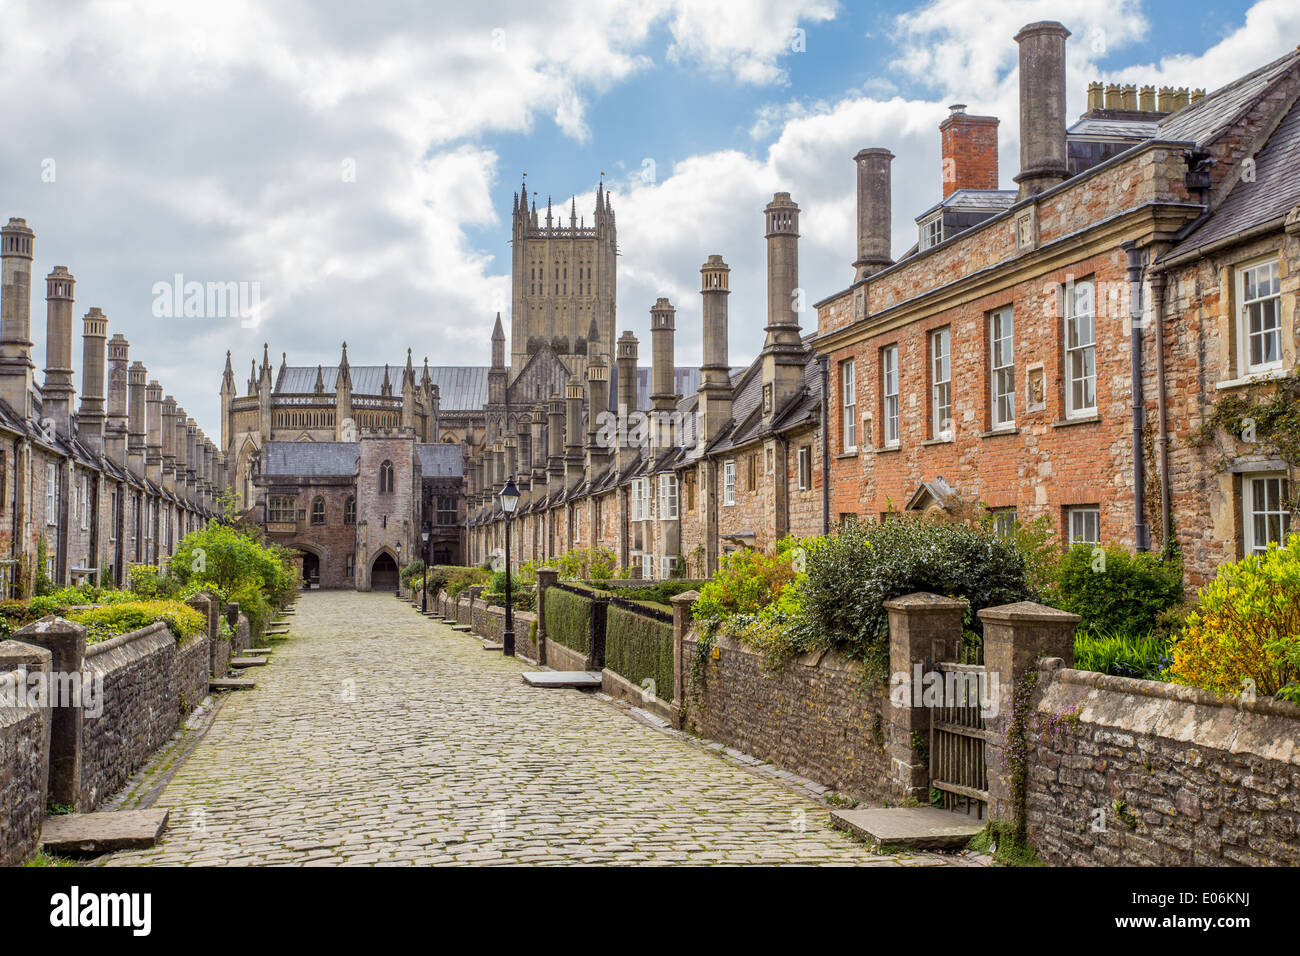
[928,661,989,818]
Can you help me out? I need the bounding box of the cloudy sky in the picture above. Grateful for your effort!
[1,0,1295,436]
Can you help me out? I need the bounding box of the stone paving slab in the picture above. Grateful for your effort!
[831,807,985,849]
[102,591,965,867]
[210,678,255,690]
[523,671,603,689]
[230,657,268,668]
[42,810,169,853]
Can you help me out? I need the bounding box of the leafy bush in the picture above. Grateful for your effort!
[399,560,426,589]
[526,547,620,582]
[1073,630,1171,680]
[443,566,489,596]
[127,565,183,599]
[606,580,709,607]
[604,605,673,701]
[791,518,1038,682]
[67,600,206,645]
[1048,544,1183,636]
[543,587,592,654]
[484,570,535,611]
[168,522,298,609]
[693,543,800,625]
[1168,537,1300,698]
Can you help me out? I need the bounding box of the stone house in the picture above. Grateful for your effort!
[0,218,217,595]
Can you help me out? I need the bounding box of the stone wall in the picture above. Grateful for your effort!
[0,650,51,866]
[171,632,211,717]
[682,630,891,803]
[471,598,538,659]
[80,623,178,810]
[1027,661,1300,866]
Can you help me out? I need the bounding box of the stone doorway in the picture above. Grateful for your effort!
[301,552,320,589]
[369,552,398,591]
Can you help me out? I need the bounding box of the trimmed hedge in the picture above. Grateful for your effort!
[544,587,592,654]
[604,605,673,702]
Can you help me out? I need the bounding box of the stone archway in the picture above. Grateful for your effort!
[301,551,320,589]
[370,552,398,591]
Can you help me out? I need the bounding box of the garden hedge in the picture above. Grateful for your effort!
[604,604,673,702]
[544,586,592,654]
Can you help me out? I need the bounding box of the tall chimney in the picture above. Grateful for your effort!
[530,402,547,485]
[161,395,177,490]
[127,362,147,476]
[940,106,999,197]
[173,405,188,495]
[699,255,733,444]
[77,308,107,451]
[146,381,163,484]
[564,376,584,485]
[105,334,130,466]
[547,392,565,487]
[1014,21,1071,200]
[853,149,894,279]
[0,218,36,418]
[615,331,639,466]
[649,298,678,412]
[42,266,76,435]
[186,418,198,495]
[761,193,806,420]
[586,348,610,470]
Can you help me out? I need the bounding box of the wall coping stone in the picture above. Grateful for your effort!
[883,592,968,613]
[980,601,1081,624]
[84,621,171,660]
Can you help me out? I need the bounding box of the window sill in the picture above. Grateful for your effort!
[920,436,954,447]
[835,450,859,459]
[979,426,1020,438]
[1215,367,1289,391]
[1051,414,1101,428]
[874,444,902,454]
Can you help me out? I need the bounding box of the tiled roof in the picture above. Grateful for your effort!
[261,441,359,477]
[416,443,463,477]
[1158,48,1300,145]
[1164,93,1300,259]
[276,364,491,411]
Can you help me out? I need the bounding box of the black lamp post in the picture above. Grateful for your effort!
[498,475,520,656]
[395,540,402,597]
[421,522,431,614]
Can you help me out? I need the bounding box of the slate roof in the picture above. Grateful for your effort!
[276,364,491,410]
[915,188,1017,222]
[1164,93,1300,258]
[261,441,359,477]
[1158,48,1300,145]
[1068,117,1158,139]
[416,443,463,477]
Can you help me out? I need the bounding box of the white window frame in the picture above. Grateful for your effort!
[993,508,1017,537]
[990,307,1015,428]
[662,555,678,577]
[658,474,679,520]
[1243,473,1291,554]
[640,552,654,580]
[45,462,57,526]
[797,447,811,491]
[919,213,943,250]
[840,359,857,452]
[1065,279,1097,419]
[722,460,736,506]
[930,327,952,439]
[1067,506,1100,545]
[1236,259,1282,375]
[882,345,900,447]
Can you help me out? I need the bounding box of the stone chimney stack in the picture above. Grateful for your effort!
[0,218,36,419]
[699,255,733,445]
[615,331,639,466]
[1014,21,1071,200]
[761,192,807,420]
[173,405,188,496]
[161,395,177,489]
[853,149,894,280]
[186,418,198,495]
[649,299,678,415]
[105,334,130,466]
[585,349,610,470]
[146,381,163,484]
[530,402,547,485]
[564,377,585,486]
[127,361,147,476]
[42,266,76,435]
[77,308,107,452]
[940,105,999,197]
[547,392,565,486]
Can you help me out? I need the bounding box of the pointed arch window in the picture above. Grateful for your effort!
[379,460,395,494]
[344,496,356,525]
[310,496,325,525]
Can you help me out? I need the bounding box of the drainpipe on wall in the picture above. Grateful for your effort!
[1123,241,1151,552]
[817,353,830,535]
[1149,270,1173,557]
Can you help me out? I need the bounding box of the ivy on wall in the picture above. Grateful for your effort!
[543,587,591,654]
[1195,373,1300,508]
[604,605,673,703]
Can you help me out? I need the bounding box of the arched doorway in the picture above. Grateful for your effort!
[301,552,320,589]
[370,552,398,591]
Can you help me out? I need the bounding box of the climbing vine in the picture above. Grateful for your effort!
[1195,373,1300,509]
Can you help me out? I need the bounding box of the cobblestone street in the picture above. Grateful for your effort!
[104,591,957,866]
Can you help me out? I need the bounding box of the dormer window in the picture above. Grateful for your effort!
[919,213,944,250]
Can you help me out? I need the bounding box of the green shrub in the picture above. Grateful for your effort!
[544,587,592,654]
[604,605,673,701]
[399,560,426,589]
[485,570,535,611]
[169,522,298,608]
[1169,536,1300,698]
[792,518,1038,682]
[606,580,708,607]
[127,564,182,598]
[1073,630,1171,680]
[1048,544,1183,636]
[444,566,488,596]
[693,542,800,625]
[67,600,206,644]
[526,547,620,582]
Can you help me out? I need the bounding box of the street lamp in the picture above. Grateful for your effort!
[498,475,520,657]
[421,521,431,614]
[395,540,403,597]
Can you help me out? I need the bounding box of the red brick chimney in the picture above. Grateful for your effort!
[939,104,999,198]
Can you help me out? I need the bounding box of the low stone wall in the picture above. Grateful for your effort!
[81,623,178,810]
[544,638,587,672]
[682,630,891,803]
[0,647,51,867]
[470,600,538,658]
[1027,661,1300,866]
[171,632,211,717]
